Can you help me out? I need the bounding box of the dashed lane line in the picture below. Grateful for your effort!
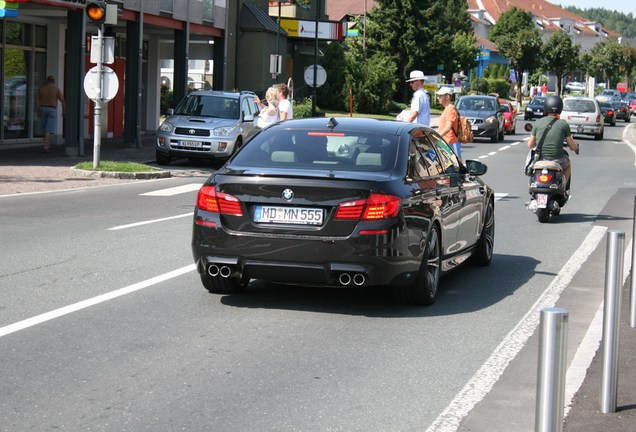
[0,264,197,339]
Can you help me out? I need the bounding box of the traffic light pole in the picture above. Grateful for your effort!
[92,24,104,169]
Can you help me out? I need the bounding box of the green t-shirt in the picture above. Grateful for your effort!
[531,116,571,160]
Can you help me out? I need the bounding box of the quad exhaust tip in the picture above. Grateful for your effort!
[207,264,233,278]
[338,272,366,286]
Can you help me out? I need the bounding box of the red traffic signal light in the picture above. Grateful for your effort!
[86,1,107,25]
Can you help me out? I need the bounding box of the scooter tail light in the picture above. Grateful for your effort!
[538,174,552,183]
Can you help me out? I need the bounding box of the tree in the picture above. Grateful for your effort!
[366,0,473,102]
[317,41,348,111]
[584,39,626,87]
[441,31,479,83]
[543,31,580,96]
[489,7,543,107]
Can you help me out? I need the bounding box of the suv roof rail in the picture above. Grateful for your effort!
[240,90,256,95]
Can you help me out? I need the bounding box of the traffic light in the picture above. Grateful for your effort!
[86,1,107,25]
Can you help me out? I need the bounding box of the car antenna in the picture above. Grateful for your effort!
[327,117,338,129]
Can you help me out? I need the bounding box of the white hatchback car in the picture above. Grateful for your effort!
[561,97,604,140]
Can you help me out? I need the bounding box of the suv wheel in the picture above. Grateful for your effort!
[156,151,171,165]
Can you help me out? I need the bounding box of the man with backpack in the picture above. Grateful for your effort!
[435,87,462,160]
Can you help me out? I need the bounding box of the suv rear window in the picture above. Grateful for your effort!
[174,95,240,119]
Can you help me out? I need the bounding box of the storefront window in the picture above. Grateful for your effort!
[5,22,30,46]
[160,0,173,13]
[4,48,29,138]
[35,25,46,49]
[203,0,214,23]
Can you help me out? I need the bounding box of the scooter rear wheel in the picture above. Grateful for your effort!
[537,207,550,223]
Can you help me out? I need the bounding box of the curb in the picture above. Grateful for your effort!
[69,167,172,180]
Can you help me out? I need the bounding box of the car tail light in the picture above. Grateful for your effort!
[196,185,243,216]
[596,115,600,122]
[537,173,553,183]
[608,110,614,116]
[335,193,401,220]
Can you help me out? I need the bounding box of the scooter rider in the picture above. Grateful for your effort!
[527,95,579,190]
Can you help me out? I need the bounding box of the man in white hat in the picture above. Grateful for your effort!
[404,70,430,126]
[436,86,461,160]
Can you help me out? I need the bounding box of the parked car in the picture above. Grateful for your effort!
[456,95,505,142]
[156,90,261,165]
[561,96,604,140]
[595,89,621,103]
[610,100,631,122]
[524,96,547,120]
[598,101,616,126]
[191,117,495,306]
[565,82,585,94]
[498,98,517,134]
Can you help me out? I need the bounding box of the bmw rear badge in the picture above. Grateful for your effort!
[282,189,294,201]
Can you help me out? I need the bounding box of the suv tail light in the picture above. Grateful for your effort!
[335,193,401,220]
[196,185,243,216]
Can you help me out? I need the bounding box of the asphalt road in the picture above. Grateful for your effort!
[0,121,634,431]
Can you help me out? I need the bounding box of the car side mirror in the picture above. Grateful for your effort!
[167,108,174,115]
[465,159,487,176]
[243,114,254,122]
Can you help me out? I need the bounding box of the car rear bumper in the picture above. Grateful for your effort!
[568,124,602,135]
[192,229,422,287]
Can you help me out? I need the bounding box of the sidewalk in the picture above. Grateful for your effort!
[0,134,212,196]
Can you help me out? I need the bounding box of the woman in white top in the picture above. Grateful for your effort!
[255,87,279,128]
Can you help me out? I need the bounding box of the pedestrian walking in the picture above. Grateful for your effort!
[435,87,462,160]
[404,70,431,126]
[253,86,280,128]
[36,75,65,152]
[276,83,293,120]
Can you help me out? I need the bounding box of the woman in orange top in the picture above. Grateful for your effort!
[435,87,461,160]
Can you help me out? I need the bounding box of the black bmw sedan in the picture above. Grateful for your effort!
[192,117,495,306]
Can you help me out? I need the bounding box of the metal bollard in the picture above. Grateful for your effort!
[600,230,625,413]
[536,307,569,432]
[630,197,635,328]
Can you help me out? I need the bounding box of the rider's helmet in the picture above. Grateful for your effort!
[544,95,563,115]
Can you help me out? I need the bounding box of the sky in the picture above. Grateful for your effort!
[548,0,636,16]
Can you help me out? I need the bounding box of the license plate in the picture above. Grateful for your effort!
[535,110,544,114]
[254,206,323,225]
[471,125,479,131]
[537,194,548,208]
[180,140,202,148]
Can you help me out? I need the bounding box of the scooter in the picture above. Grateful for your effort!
[525,159,570,223]
[523,122,576,223]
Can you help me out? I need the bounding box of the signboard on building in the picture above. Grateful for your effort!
[280,18,346,41]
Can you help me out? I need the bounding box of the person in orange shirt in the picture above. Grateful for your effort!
[435,87,461,160]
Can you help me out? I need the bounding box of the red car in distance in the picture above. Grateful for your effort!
[498,99,517,135]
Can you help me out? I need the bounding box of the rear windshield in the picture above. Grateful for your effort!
[499,104,510,112]
[530,97,546,105]
[456,97,496,111]
[174,95,240,119]
[563,99,597,113]
[231,129,398,172]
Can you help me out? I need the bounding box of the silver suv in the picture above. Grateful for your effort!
[156,90,260,165]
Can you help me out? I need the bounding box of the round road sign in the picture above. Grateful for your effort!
[304,64,327,87]
[83,65,119,102]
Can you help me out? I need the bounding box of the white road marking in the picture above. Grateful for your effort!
[425,225,608,432]
[140,183,202,196]
[0,264,197,339]
[498,145,511,151]
[494,193,508,201]
[107,212,193,230]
